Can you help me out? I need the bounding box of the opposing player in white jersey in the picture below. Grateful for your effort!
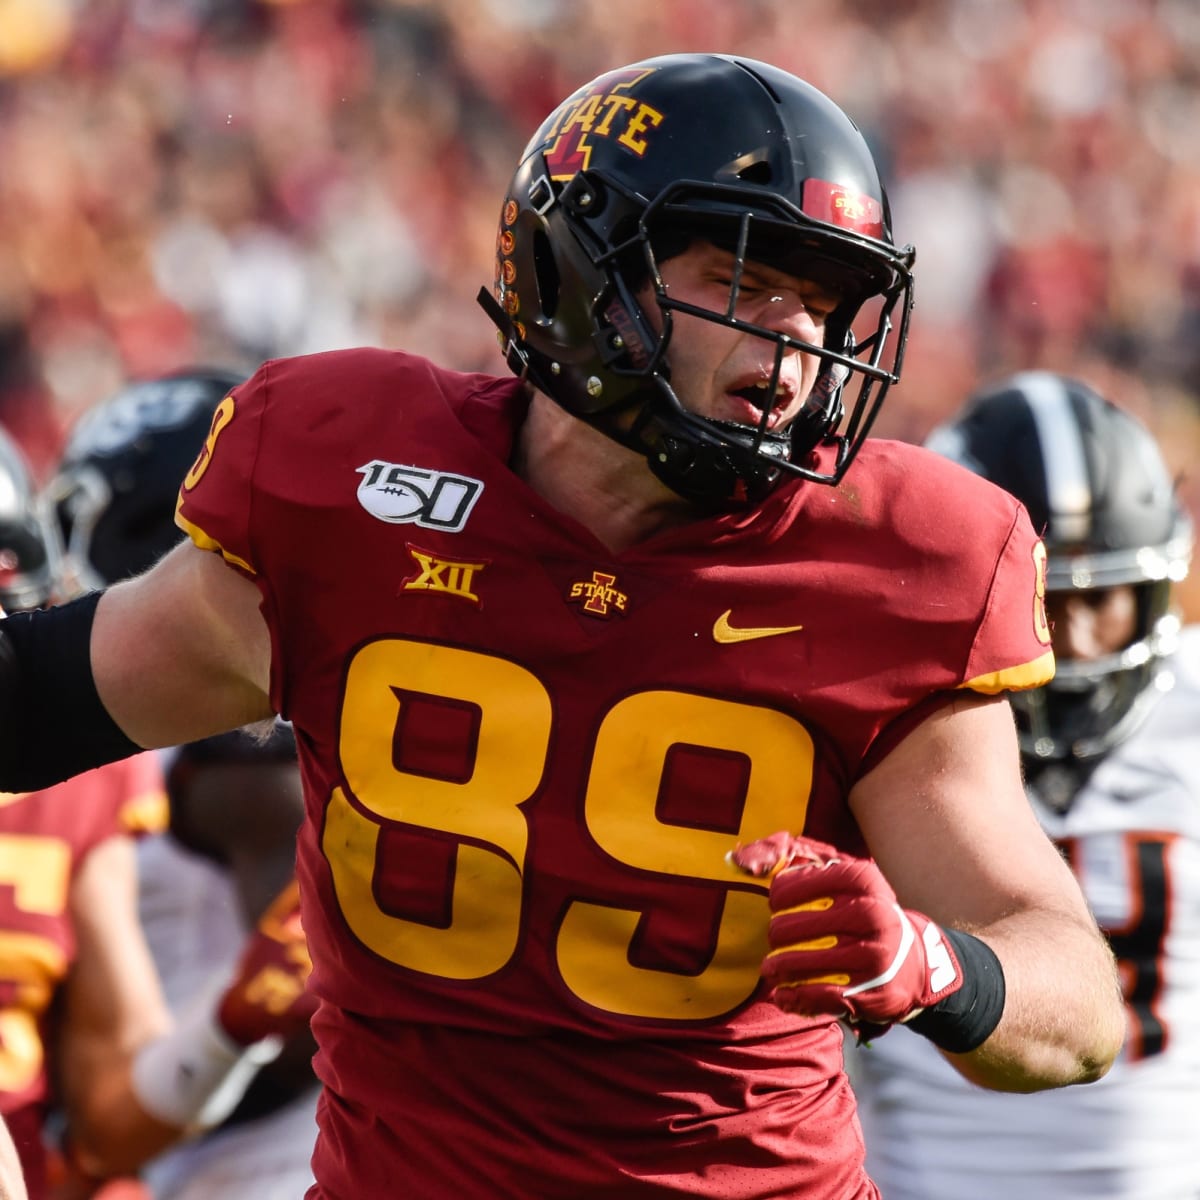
[850,372,1198,1200]
[46,372,319,1199]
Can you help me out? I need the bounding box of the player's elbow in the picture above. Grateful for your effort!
[1054,951,1127,1087]
[949,1026,1121,1094]
[1072,994,1126,1085]
[949,940,1126,1093]
[1031,1020,1124,1091]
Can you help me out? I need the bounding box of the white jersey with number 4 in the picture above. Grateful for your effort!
[850,624,1200,1200]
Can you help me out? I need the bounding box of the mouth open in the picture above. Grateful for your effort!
[728,381,789,430]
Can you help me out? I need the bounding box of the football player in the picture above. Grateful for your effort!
[852,373,1198,1199]
[0,420,306,1199]
[0,420,166,1198]
[0,55,1122,1198]
[45,372,318,1199]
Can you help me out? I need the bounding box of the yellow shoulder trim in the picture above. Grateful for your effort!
[174,501,257,575]
[960,650,1056,695]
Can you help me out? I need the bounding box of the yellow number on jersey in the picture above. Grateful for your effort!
[0,834,71,1093]
[323,639,812,1022]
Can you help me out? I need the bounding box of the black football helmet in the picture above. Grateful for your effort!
[45,368,244,594]
[926,371,1192,794]
[479,53,915,507]
[0,425,56,612]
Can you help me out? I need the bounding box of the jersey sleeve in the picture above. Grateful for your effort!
[960,503,1055,695]
[174,365,267,577]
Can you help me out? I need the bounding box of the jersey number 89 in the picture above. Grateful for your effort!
[321,638,813,1023]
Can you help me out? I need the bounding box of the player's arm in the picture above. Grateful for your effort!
[165,735,318,1113]
[848,693,1123,1090]
[733,692,1124,1092]
[0,539,272,792]
[94,539,274,748]
[55,832,178,1174]
[59,837,313,1178]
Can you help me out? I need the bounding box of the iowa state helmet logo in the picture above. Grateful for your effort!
[541,66,662,181]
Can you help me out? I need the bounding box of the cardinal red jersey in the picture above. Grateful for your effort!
[175,349,1053,1200]
[0,753,167,1196]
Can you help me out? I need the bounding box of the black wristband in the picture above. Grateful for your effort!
[0,592,142,792]
[904,927,1006,1054]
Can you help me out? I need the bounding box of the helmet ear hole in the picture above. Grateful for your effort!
[735,161,773,186]
[532,229,560,320]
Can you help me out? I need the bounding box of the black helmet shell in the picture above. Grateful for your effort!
[482,53,915,505]
[926,371,1192,780]
[47,368,244,593]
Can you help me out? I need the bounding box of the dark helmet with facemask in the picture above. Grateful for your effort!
[479,52,915,508]
[926,371,1192,807]
[44,368,244,595]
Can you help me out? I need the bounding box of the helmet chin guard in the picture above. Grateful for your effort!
[479,52,914,508]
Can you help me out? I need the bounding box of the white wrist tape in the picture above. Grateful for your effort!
[131,990,282,1130]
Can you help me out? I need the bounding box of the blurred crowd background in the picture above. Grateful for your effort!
[2,0,1199,613]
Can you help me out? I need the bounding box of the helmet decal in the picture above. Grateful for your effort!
[541,67,661,180]
[802,179,884,239]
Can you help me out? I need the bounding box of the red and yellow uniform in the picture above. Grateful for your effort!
[0,755,166,1197]
[176,349,1053,1200]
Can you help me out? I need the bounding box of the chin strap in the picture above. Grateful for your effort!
[476,288,542,388]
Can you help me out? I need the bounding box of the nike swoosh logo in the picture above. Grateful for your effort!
[713,610,804,644]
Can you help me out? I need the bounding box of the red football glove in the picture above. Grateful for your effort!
[731,832,964,1029]
[216,877,316,1047]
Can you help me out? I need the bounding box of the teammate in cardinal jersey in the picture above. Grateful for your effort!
[0,422,169,1199]
[851,373,1200,1200]
[0,417,313,1200]
[0,54,1122,1199]
[44,372,318,1200]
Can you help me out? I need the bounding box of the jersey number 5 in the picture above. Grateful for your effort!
[0,833,70,1094]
